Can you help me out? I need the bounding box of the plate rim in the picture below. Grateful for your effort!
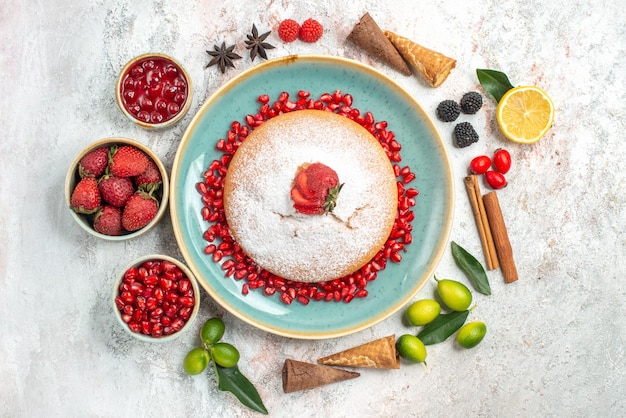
[170,54,455,339]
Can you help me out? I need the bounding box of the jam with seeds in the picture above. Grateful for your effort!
[118,55,189,126]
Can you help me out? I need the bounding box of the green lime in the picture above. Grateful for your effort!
[436,279,472,311]
[406,299,441,326]
[183,347,210,375]
[396,334,427,364]
[201,317,225,346]
[211,342,240,368]
[457,321,487,349]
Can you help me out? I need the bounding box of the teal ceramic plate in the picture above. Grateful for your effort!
[170,55,453,339]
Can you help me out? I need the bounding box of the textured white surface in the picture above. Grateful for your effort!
[1,1,625,417]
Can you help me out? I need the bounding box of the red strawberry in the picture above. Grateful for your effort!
[299,18,323,43]
[109,145,149,178]
[134,158,162,193]
[93,205,123,236]
[99,175,134,207]
[291,162,343,215]
[278,19,300,43]
[78,146,110,178]
[121,191,159,231]
[70,177,101,214]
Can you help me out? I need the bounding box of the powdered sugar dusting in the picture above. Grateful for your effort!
[224,110,397,283]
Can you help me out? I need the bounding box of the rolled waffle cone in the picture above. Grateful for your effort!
[318,335,400,369]
[384,30,456,87]
[282,359,360,393]
[347,13,412,76]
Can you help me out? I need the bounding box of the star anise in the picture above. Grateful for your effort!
[244,24,275,61]
[206,42,242,73]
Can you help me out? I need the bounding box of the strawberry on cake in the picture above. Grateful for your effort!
[223,110,397,283]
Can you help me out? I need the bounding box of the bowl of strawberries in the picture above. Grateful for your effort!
[65,137,169,240]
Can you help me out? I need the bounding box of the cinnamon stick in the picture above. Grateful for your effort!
[464,175,499,270]
[482,192,518,283]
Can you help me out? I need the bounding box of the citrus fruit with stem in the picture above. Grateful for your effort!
[496,85,554,144]
[183,347,210,375]
[396,334,427,363]
[201,317,225,346]
[436,277,472,312]
[457,321,487,348]
[211,342,240,368]
[406,299,441,326]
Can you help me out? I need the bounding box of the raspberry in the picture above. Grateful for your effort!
[453,122,479,148]
[460,91,483,114]
[436,100,460,122]
[299,18,323,43]
[278,19,300,43]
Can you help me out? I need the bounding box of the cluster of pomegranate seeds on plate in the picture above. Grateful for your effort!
[196,90,418,305]
[115,259,195,337]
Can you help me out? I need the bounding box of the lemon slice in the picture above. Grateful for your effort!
[496,86,554,144]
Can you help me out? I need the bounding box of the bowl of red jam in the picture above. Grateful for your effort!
[116,53,192,129]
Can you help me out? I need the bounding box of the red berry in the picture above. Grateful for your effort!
[110,145,150,178]
[299,18,323,43]
[70,177,101,214]
[134,158,162,193]
[493,148,511,174]
[93,205,123,236]
[485,170,507,189]
[277,19,300,43]
[78,147,109,178]
[469,155,491,175]
[290,162,342,214]
[121,191,159,231]
[99,175,134,207]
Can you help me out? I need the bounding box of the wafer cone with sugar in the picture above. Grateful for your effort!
[384,30,456,87]
[282,359,360,393]
[318,335,400,369]
[347,13,412,76]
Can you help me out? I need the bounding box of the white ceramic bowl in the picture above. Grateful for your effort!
[116,53,193,129]
[112,254,200,343]
[65,137,169,240]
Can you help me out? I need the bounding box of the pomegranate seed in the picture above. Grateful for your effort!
[128,322,141,333]
[115,297,125,310]
[151,323,163,337]
[280,293,293,305]
[179,307,192,320]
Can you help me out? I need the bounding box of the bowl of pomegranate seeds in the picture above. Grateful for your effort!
[65,137,170,240]
[116,53,193,129]
[112,255,200,342]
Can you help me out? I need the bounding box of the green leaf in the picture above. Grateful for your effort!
[417,310,470,345]
[214,364,268,415]
[476,69,515,103]
[451,241,492,295]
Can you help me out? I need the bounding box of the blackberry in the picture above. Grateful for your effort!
[453,122,479,148]
[436,100,460,122]
[460,91,483,114]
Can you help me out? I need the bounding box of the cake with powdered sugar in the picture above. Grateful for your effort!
[223,110,397,283]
